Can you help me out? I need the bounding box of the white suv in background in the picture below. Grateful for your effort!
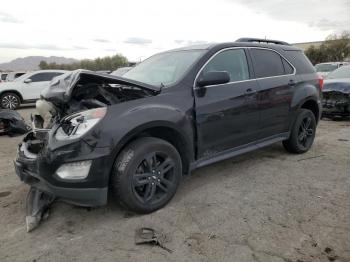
[5,71,27,82]
[0,70,67,109]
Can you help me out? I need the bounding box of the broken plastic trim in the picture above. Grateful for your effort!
[26,187,55,232]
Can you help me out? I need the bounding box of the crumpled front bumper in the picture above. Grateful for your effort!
[322,92,350,117]
[14,132,111,207]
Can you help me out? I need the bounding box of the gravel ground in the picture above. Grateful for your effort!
[0,107,349,262]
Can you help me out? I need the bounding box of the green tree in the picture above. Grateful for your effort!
[39,53,129,71]
[305,31,350,64]
[38,61,48,69]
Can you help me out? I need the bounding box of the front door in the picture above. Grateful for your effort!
[194,48,261,158]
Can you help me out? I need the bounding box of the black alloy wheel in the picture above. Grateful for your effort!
[283,109,316,154]
[132,151,177,205]
[112,137,182,213]
[297,115,315,150]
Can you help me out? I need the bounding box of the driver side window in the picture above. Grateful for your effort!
[202,49,250,83]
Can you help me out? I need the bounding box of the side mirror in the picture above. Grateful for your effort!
[24,78,32,84]
[197,71,230,88]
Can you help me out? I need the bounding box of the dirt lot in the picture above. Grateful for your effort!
[0,107,349,262]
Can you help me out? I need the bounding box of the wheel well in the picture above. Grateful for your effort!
[118,126,192,175]
[301,100,319,122]
[0,90,23,102]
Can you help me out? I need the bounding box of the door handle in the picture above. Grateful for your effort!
[246,88,256,93]
[288,80,297,87]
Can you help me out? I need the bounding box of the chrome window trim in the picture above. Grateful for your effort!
[193,46,296,89]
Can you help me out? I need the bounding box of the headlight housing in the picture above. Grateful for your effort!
[55,107,106,140]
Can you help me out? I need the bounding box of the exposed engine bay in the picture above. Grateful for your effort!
[35,70,158,128]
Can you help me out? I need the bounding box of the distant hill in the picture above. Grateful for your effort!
[0,56,78,71]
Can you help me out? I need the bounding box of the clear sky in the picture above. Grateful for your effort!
[0,0,349,63]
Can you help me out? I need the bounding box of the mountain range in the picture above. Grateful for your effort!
[0,56,78,71]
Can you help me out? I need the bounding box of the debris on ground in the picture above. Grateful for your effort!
[296,155,324,162]
[135,227,172,253]
[0,109,31,136]
[25,187,55,232]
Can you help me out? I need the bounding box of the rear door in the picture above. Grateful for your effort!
[249,48,297,139]
[194,48,261,158]
[22,72,64,100]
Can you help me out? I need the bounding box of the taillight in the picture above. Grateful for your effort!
[318,76,324,90]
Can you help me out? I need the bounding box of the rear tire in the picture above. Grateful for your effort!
[283,109,316,154]
[1,92,21,109]
[111,137,182,213]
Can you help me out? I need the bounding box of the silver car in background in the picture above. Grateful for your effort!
[315,62,350,78]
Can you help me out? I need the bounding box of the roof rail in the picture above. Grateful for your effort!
[235,38,291,46]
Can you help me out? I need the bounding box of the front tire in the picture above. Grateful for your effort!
[111,137,182,213]
[283,109,316,154]
[1,92,21,109]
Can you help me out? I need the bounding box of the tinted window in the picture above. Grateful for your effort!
[284,50,315,74]
[202,49,250,82]
[282,59,294,74]
[1,74,7,80]
[14,73,25,78]
[251,49,285,78]
[30,72,63,82]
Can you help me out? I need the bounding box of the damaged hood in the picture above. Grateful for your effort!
[41,69,159,103]
[323,79,350,95]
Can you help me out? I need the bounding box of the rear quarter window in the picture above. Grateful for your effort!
[284,50,315,74]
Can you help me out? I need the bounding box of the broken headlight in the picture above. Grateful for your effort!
[55,107,106,140]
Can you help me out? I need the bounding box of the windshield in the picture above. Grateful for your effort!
[326,65,350,79]
[111,67,132,76]
[315,63,338,72]
[123,50,205,87]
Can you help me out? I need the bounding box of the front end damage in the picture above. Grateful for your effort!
[322,91,350,117]
[322,80,350,118]
[14,70,158,231]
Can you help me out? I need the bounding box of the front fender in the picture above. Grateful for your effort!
[84,91,195,174]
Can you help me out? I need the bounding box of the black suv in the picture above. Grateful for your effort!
[15,38,322,226]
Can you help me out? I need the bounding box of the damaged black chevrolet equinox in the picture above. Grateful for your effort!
[15,38,322,230]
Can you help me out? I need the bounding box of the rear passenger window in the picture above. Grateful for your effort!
[284,50,316,74]
[251,49,285,78]
[202,49,250,82]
